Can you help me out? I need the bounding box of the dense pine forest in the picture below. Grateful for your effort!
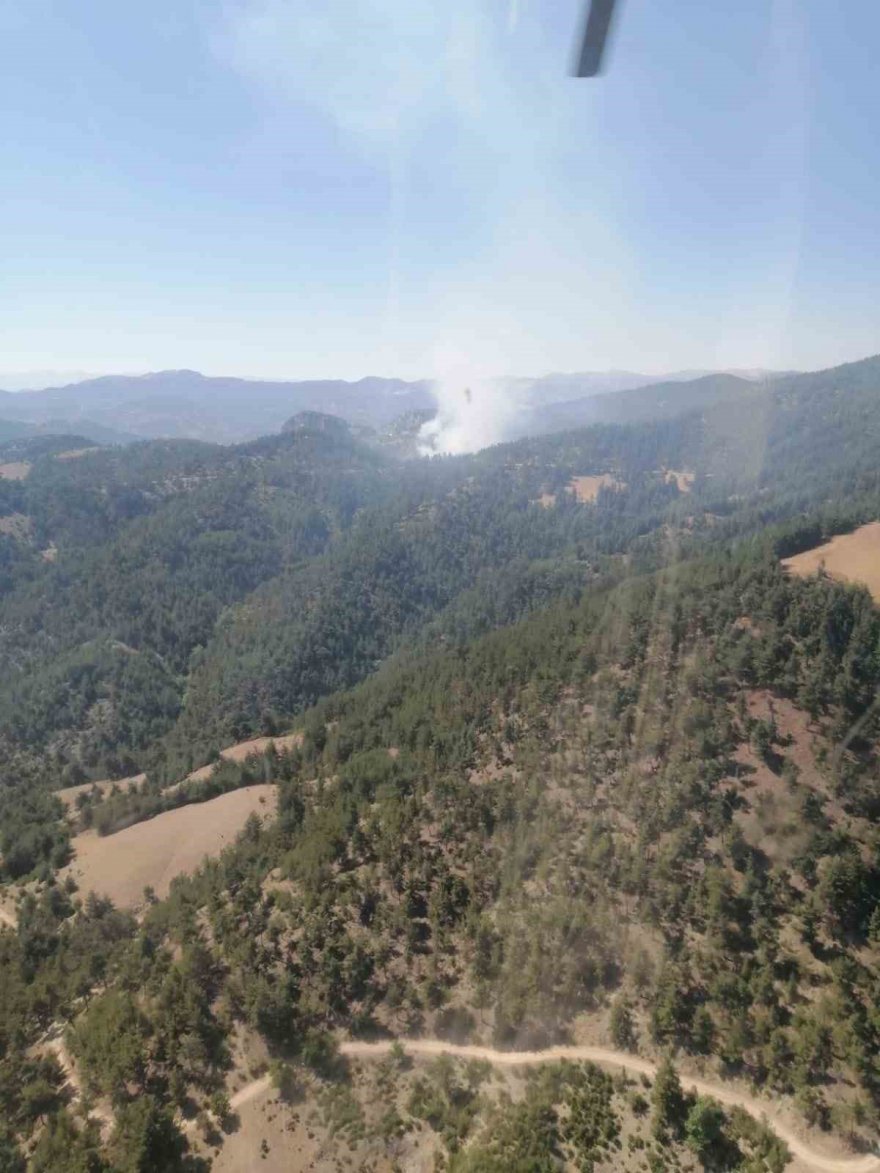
[2,356,880,1170]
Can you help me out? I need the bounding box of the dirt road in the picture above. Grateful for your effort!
[46,1031,114,1133]
[230,1073,272,1111]
[182,1071,273,1138]
[339,1039,880,1173]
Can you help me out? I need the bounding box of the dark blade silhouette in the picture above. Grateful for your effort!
[573,0,620,77]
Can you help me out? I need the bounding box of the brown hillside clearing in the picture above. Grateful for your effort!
[0,512,31,539]
[0,461,30,480]
[42,1031,113,1138]
[60,784,277,907]
[782,522,880,603]
[56,773,145,813]
[567,473,624,502]
[204,1078,329,1173]
[728,691,827,865]
[665,468,695,493]
[183,732,303,786]
[54,447,100,460]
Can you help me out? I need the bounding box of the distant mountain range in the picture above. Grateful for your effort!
[510,367,787,406]
[0,366,795,446]
[0,370,434,445]
[0,414,140,447]
[0,370,101,392]
[521,372,761,434]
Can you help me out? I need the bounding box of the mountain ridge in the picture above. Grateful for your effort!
[0,364,801,445]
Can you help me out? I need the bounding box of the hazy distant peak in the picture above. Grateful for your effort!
[281,410,352,436]
[139,368,205,381]
[0,370,102,392]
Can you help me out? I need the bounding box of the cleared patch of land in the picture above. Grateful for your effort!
[56,773,146,813]
[184,732,303,785]
[43,1031,113,1137]
[60,784,277,907]
[567,473,624,503]
[55,447,100,460]
[0,461,31,480]
[206,1077,327,1173]
[0,512,31,539]
[664,468,695,493]
[782,522,880,603]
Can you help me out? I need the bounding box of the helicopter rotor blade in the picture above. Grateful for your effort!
[572,0,620,77]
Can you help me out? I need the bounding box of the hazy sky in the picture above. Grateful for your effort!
[1,0,879,381]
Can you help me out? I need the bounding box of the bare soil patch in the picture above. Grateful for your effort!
[205,1082,327,1173]
[221,732,303,764]
[664,468,695,493]
[41,1031,114,1138]
[782,522,880,603]
[733,615,762,637]
[729,691,828,864]
[183,732,303,785]
[54,447,100,460]
[567,474,625,503]
[732,740,810,865]
[0,461,31,480]
[0,512,31,539]
[60,784,277,907]
[568,474,624,502]
[56,773,145,813]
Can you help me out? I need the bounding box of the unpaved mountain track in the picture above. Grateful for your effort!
[338,1039,880,1173]
[230,1073,272,1110]
[182,1072,273,1137]
[46,1031,114,1133]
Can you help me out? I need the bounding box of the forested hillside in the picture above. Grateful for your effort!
[1,355,880,1171]
[3,357,880,870]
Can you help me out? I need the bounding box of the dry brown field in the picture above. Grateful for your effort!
[60,784,277,906]
[664,468,695,492]
[0,512,31,538]
[782,521,880,603]
[56,773,146,812]
[567,473,624,502]
[54,447,100,460]
[184,732,303,784]
[0,461,31,480]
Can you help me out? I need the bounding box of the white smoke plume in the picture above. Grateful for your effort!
[417,359,526,455]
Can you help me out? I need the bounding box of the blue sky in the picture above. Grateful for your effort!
[1,0,879,381]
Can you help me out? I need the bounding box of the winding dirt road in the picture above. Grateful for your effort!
[45,1031,114,1134]
[230,1073,272,1111]
[339,1039,880,1173]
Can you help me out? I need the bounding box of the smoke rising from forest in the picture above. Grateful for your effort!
[418,363,526,455]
